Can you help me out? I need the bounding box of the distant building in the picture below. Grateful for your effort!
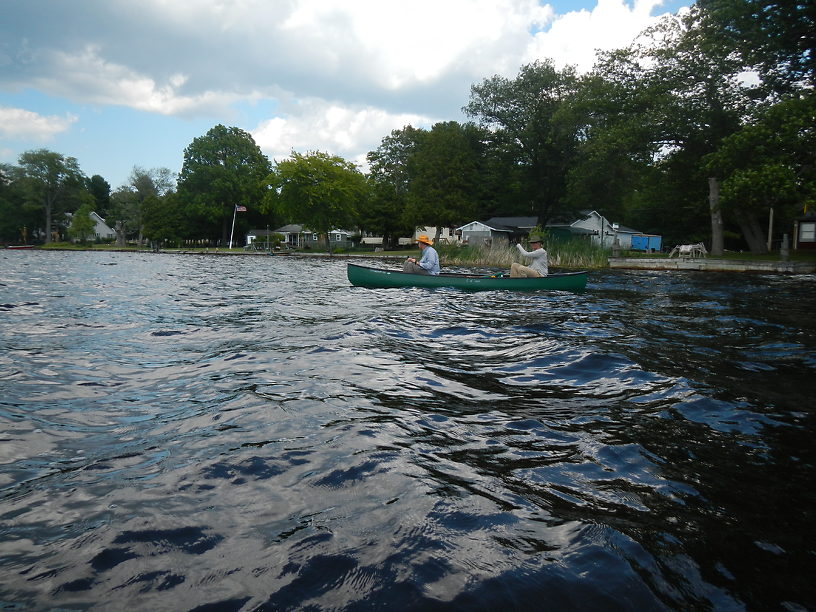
[273,224,318,248]
[65,211,115,241]
[245,229,277,247]
[455,221,513,246]
[328,229,354,248]
[402,227,461,246]
[251,225,354,249]
[457,211,662,251]
[90,212,116,240]
[794,213,816,250]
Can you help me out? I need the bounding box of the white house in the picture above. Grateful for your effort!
[245,228,277,247]
[249,225,354,249]
[65,211,115,241]
[566,210,617,247]
[456,211,662,250]
[328,229,354,248]
[90,212,116,240]
[273,224,318,248]
[455,221,513,246]
[404,226,461,245]
[456,217,537,245]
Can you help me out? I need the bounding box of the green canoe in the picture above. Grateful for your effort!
[347,263,587,291]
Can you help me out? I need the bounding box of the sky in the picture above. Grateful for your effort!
[1,0,689,191]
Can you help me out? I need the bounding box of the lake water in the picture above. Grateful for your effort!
[1,250,814,611]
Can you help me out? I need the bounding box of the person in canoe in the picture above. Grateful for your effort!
[510,234,549,277]
[403,234,440,275]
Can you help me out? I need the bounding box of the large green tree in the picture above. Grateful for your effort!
[0,164,39,243]
[142,191,189,248]
[464,60,582,225]
[16,149,85,243]
[365,126,423,247]
[563,49,661,226]
[568,12,750,248]
[68,197,96,243]
[695,0,815,95]
[266,151,367,253]
[86,175,111,217]
[404,121,486,239]
[705,92,816,252]
[178,125,270,244]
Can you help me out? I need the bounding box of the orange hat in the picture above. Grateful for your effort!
[416,234,433,246]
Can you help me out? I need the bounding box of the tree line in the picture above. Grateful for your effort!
[1,0,812,253]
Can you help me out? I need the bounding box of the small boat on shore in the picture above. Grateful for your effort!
[347,263,587,292]
[6,245,35,250]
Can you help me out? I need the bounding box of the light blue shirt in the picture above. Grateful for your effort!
[418,245,440,275]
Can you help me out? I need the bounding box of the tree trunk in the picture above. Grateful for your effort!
[736,210,768,254]
[44,204,52,244]
[115,221,126,247]
[221,214,230,246]
[708,178,724,256]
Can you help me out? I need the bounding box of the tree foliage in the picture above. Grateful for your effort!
[695,0,815,94]
[178,125,270,243]
[142,192,188,246]
[364,127,422,246]
[0,3,812,253]
[86,175,111,216]
[68,198,96,243]
[704,92,816,251]
[404,121,486,238]
[267,151,367,252]
[16,149,85,243]
[464,60,582,224]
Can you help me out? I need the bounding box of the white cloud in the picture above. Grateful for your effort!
[279,0,554,88]
[526,0,669,72]
[3,0,683,122]
[33,46,238,116]
[0,106,77,140]
[252,99,433,169]
[0,0,690,180]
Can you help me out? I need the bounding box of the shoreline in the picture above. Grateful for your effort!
[608,256,815,274]
[7,247,816,274]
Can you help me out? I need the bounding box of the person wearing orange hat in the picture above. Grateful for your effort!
[403,234,440,275]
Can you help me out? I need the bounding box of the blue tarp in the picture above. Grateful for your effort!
[631,234,662,252]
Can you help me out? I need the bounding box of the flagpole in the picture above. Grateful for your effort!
[229,205,237,249]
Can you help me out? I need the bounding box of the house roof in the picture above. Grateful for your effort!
[484,216,538,229]
[274,224,308,233]
[458,212,652,238]
[546,224,596,235]
[455,220,512,233]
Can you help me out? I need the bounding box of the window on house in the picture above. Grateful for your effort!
[800,222,815,242]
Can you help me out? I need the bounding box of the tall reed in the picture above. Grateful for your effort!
[438,237,609,269]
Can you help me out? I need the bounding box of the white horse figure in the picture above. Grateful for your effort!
[668,242,708,259]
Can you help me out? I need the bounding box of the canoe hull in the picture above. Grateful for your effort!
[347,263,587,291]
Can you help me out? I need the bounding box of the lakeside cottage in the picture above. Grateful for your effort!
[456,211,663,252]
[246,225,354,249]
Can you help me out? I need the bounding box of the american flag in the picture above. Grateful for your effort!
[235,205,247,212]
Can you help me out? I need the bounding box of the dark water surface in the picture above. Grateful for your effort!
[1,250,814,611]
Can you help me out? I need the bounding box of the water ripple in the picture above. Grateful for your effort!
[0,251,814,610]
